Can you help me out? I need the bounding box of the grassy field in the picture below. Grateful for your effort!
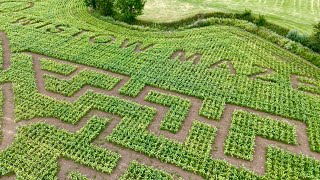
[140,0,320,34]
[0,0,320,179]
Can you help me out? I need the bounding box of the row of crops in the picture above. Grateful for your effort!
[224,110,297,161]
[44,69,120,97]
[0,52,320,178]
[69,160,177,180]
[107,105,320,179]
[40,58,78,76]
[0,37,2,70]
[119,161,176,180]
[0,117,120,179]
[144,90,191,133]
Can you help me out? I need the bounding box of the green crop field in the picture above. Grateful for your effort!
[0,0,320,179]
[141,0,320,34]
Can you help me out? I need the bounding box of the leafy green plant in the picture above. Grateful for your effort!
[0,87,2,143]
[0,117,121,179]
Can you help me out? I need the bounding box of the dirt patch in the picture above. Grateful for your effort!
[0,32,11,70]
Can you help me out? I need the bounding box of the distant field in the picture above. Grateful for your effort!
[140,0,320,34]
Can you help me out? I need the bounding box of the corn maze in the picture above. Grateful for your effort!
[1,0,320,179]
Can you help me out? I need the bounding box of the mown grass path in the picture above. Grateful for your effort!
[141,0,320,34]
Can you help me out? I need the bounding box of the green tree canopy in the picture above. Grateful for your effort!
[113,0,146,22]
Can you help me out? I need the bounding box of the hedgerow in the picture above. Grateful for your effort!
[40,58,77,76]
[145,90,191,133]
[224,110,297,161]
[119,161,174,180]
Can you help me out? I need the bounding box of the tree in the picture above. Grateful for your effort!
[113,0,146,22]
[96,0,115,16]
[313,22,320,39]
[84,0,114,16]
[286,30,308,44]
[84,0,96,9]
[309,22,320,53]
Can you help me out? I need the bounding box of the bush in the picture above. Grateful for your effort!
[113,0,146,22]
[286,30,309,44]
[255,15,267,27]
[238,10,255,22]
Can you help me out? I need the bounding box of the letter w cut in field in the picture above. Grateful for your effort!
[170,50,202,64]
[120,39,154,53]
